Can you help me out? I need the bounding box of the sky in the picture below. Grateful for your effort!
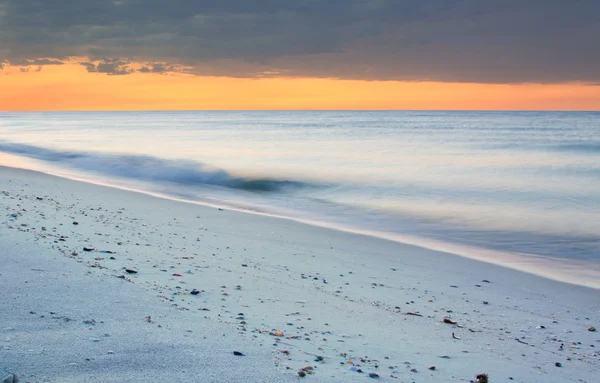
[1,0,599,110]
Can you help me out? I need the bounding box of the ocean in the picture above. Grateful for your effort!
[1,111,599,286]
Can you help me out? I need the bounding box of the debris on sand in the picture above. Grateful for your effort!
[269,329,284,337]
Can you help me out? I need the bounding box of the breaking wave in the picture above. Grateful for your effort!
[0,142,309,192]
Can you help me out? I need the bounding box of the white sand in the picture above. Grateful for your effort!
[1,165,599,383]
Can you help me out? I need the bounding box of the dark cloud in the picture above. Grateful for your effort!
[0,0,598,83]
[28,58,64,65]
[9,58,64,66]
[138,63,174,74]
[81,59,134,75]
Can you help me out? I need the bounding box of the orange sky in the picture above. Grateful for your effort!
[1,63,600,111]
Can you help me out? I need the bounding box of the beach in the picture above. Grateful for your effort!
[1,165,599,382]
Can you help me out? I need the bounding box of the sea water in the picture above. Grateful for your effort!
[1,111,599,286]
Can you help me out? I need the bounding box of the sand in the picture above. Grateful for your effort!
[1,165,599,383]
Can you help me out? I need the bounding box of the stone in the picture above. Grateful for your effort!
[1,369,17,383]
[269,329,284,337]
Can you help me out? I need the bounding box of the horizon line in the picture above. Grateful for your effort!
[2,109,599,113]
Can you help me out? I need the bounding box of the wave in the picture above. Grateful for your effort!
[551,142,600,153]
[0,142,310,192]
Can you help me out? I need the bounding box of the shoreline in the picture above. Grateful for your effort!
[1,163,599,290]
[1,165,599,382]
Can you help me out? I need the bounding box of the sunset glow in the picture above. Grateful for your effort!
[2,62,600,111]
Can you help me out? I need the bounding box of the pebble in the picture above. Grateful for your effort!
[233,351,244,356]
[269,329,284,337]
[368,372,380,378]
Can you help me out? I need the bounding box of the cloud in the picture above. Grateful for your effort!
[9,58,64,66]
[81,59,134,75]
[138,63,174,74]
[0,0,598,83]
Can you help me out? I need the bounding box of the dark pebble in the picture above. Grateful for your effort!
[298,371,306,377]
[125,269,138,274]
[555,362,562,367]
[233,351,244,356]
[429,366,436,370]
[83,247,94,252]
[190,289,200,295]
[241,264,248,267]
[369,372,380,379]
